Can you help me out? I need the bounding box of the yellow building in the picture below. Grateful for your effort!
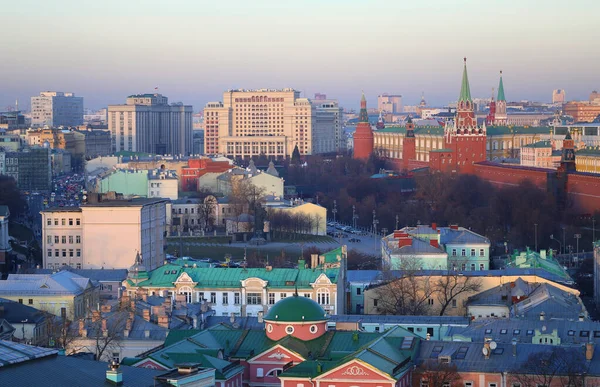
[0,271,99,321]
[266,200,327,235]
[26,128,85,157]
[576,146,600,174]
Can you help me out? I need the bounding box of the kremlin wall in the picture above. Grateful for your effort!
[354,59,600,215]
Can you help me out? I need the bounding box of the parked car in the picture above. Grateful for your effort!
[349,237,361,243]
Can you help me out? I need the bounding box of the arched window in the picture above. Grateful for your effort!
[178,286,193,303]
[317,288,330,305]
[266,368,283,377]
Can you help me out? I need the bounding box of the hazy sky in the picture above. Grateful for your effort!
[2,0,599,112]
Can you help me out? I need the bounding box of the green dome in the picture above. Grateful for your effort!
[264,294,328,322]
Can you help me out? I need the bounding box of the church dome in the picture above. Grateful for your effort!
[264,294,328,322]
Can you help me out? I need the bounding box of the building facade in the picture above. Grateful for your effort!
[353,93,374,160]
[30,91,84,128]
[41,198,168,271]
[553,89,566,104]
[204,89,342,158]
[4,148,52,191]
[26,128,85,158]
[576,146,600,174]
[0,206,11,266]
[378,93,402,114]
[563,101,600,122]
[77,128,112,158]
[108,94,193,155]
[520,140,561,169]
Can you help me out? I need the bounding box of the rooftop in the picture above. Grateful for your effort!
[0,271,94,296]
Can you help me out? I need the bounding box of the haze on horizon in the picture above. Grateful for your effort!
[1,0,599,112]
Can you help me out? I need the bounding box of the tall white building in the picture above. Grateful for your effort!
[41,198,168,271]
[31,91,84,127]
[204,89,343,158]
[108,94,193,156]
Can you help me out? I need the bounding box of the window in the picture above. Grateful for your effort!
[179,286,193,303]
[461,249,466,256]
[234,293,240,305]
[76,236,81,243]
[47,219,51,226]
[54,236,59,243]
[69,249,73,257]
[76,218,80,225]
[465,382,473,387]
[317,288,330,305]
[452,249,457,256]
[280,293,286,299]
[268,293,275,305]
[61,236,66,244]
[373,299,378,307]
[62,249,66,257]
[452,299,457,308]
[310,325,318,334]
[489,384,497,387]
[479,249,485,256]
[76,249,81,257]
[18,299,23,304]
[304,293,311,298]
[68,218,73,226]
[256,368,264,378]
[61,219,66,226]
[470,263,475,271]
[247,293,261,305]
[61,308,67,318]
[198,292,204,300]
[55,249,59,257]
[47,235,52,244]
[210,292,216,303]
[428,298,434,305]
[54,219,58,225]
[568,330,575,336]
[267,369,283,377]
[28,299,33,305]
[580,331,590,338]
[76,263,81,269]
[470,249,475,256]
[356,288,361,295]
[285,325,294,334]
[479,264,485,270]
[513,329,521,335]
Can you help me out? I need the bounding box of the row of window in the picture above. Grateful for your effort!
[47,235,81,244]
[47,262,81,269]
[176,288,332,305]
[47,248,81,258]
[47,218,81,226]
[451,248,486,257]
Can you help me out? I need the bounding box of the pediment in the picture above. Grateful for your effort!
[174,272,196,284]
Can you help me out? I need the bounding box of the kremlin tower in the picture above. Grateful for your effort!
[353,93,374,160]
[402,116,416,171]
[486,88,496,126]
[494,71,507,125]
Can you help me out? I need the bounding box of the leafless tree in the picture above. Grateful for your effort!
[435,270,482,316]
[510,348,588,387]
[229,180,266,233]
[40,313,81,353]
[197,196,217,230]
[373,257,435,315]
[412,359,462,387]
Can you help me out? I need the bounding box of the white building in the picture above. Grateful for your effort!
[41,198,168,271]
[0,206,11,266]
[147,169,178,200]
[108,93,193,156]
[30,91,84,128]
[204,89,343,157]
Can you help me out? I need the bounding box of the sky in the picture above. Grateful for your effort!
[1,0,599,112]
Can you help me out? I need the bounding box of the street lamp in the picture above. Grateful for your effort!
[562,227,566,255]
[593,218,596,245]
[550,234,562,256]
[372,210,379,254]
[395,214,399,230]
[534,223,538,252]
[332,200,338,225]
[575,233,581,256]
[352,205,359,230]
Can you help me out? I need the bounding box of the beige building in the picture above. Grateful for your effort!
[553,89,566,104]
[204,89,342,158]
[363,272,579,317]
[0,271,99,321]
[378,94,402,114]
[520,140,561,169]
[26,128,86,157]
[108,93,193,155]
[30,91,83,128]
[41,198,168,271]
[266,200,327,235]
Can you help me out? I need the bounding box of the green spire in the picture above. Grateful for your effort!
[359,91,369,123]
[458,58,472,103]
[497,70,506,102]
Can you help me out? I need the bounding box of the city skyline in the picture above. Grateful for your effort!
[2,0,599,111]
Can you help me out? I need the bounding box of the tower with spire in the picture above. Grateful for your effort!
[438,58,487,174]
[402,116,416,171]
[376,110,385,130]
[353,92,374,160]
[486,88,496,126]
[494,70,507,125]
[559,129,576,173]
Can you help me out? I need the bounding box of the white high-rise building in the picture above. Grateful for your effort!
[108,94,193,155]
[204,89,343,158]
[30,91,84,127]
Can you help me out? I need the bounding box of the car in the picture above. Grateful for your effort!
[349,237,361,242]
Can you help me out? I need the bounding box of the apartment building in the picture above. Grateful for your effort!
[41,198,168,271]
[4,147,52,191]
[107,94,193,155]
[30,91,83,128]
[204,89,343,158]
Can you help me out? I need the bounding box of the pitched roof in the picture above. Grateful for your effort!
[459,59,472,102]
[0,298,47,325]
[497,72,506,102]
[0,271,93,295]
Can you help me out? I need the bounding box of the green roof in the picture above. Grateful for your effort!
[497,72,506,101]
[459,59,472,102]
[134,263,339,289]
[577,147,600,156]
[264,294,327,322]
[376,126,444,135]
[523,140,552,148]
[486,125,552,136]
[430,148,453,153]
[321,247,342,264]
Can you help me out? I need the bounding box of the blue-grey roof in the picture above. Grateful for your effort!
[417,340,600,375]
[33,268,128,282]
[347,270,382,283]
[443,318,600,345]
[0,299,47,325]
[329,314,470,326]
[0,351,163,386]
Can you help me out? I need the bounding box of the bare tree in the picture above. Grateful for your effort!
[412,359,462,387]
[435,271,482,316]
[197,196,217,231]
[229,180,266,233]
[511,348,588,387]
[86,310,128,361]
[373,257,435,315]
[41,313,81,353]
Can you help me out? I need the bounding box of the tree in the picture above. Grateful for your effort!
[197,196,217,231]
[0,175,26,218]
[40,313,80,352]
[412,359,462,387]
[229,180,266,233]
[511,347,588,387]
[291,145,301,165]
[373,258,435,315]
[434,272,482,316]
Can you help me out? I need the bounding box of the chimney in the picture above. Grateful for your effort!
[92,310,101,322]
[586,343,594,361]
[158,315,170,328]
[106,359,123,386]
[311,254,319,269]
[540,311,545,321]
[450,224,459,230]
[144,330,150,338]
[101,304,112,313]
[78,320,86,336]
[152,305,165,316]
[512,339,517,357]
[257,311,264,323]
[265,265,272,272]
[483,341,491,359]
[540,250,546,259]
[579,313,585,322]
[230,312,235,324]
[101,318,107,332]
[142,309,151,322]
[298,259,306,269]
[125,318,132,331]
[431,222,437,231]
[398,235,412,248]
[429,239,439,248]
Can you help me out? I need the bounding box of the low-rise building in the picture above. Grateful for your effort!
[122,258,341,317]
[0,271,99,321]
[93,168,178,200]
[265,198,327,236]
[0,298,48,345]
[76,128,112,158]
[41,198,168,271]
[4,147,52,191]
[576,146,600,174]
[33,267,128,300]
[520,140,561,169]
[0,206,11,267]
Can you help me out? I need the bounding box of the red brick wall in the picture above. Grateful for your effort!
[473,162,551,189]
[567,173,600,214]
